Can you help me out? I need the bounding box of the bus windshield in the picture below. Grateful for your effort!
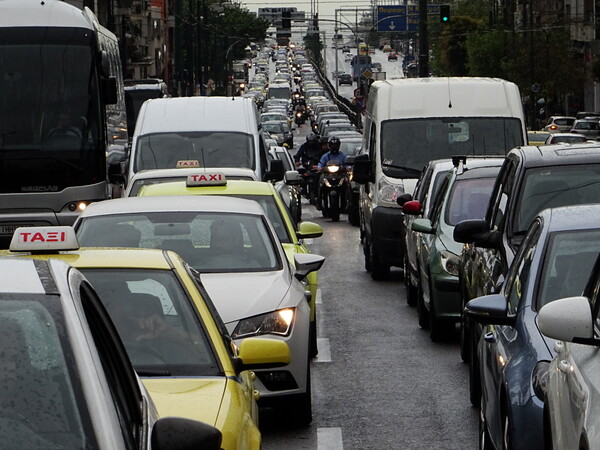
[380,117,523,178]
[0,27,104,194]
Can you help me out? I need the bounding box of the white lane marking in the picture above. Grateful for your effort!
[314,338,331,362]
[318,427,343,450]
[316,288,323,304]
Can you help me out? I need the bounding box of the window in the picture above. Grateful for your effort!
[504,220,541,314]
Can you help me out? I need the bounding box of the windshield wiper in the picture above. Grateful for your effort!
[381,163,421,175]
[136,368,172,376]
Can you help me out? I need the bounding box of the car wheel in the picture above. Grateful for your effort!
[429,294,445,342]
[369,242,390,280]
[309,313,318,358]
[405,256,418,307]
[348,200,360,226]
[363,236,372,272]
[502,406,513,450]
[460,316,470,363]
[469,334,482,407]
[479,393,493,450]
[417,270,429,329]
[289,360,312,426]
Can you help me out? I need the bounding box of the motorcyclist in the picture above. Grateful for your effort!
[294,133,321,167]
[318,136,347,168]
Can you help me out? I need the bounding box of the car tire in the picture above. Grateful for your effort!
[469,334,482,407]
[502,406,513,450]
[429,295,445,342]
[460,316,470,363]
[348,200,360,227]
[405,256,418,307]
[309,313,318,358]
[479,393,493,450]
[363,236,372,272]
[369,241,390,280]
[417,269,429,329]
[289,361,312,426]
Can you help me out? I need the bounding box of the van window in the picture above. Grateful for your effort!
[134,131,255,172]
[379,117,523,178]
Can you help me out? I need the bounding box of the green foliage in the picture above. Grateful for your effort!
[430,15,483,76]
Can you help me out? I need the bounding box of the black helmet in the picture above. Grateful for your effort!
[328,136,341,153]
[319,136,329,145]
[306,133,318,144]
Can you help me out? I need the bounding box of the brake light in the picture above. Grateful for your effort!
[549,125,558,130]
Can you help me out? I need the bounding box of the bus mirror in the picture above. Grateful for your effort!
[352,153,372,184]
[100,50,110,77]
[103,77,118,105]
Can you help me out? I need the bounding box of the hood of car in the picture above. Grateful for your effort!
[200,271,291,323]
[142,377,226,427]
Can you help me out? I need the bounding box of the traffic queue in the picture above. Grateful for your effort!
[0,34,360,448]
[348,76,600,448]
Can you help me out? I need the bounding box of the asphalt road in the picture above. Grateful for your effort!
[260,197,478,449]
[261,120,478,449]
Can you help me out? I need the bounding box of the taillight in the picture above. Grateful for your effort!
[550,125,558,130]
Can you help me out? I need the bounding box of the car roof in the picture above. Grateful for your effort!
[539,204,600,233]
[79,195,267,218]
[510,143,600,167]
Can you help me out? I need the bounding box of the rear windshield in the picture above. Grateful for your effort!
[514,164,600,233]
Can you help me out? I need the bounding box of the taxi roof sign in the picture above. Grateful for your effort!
[176,160,200,169]
[186,173,227,187]
[10,226,80,252]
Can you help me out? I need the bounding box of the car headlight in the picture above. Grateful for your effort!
[232,308,295,338]
[532,361,550,401]
[377,178,404,207]
[440,250,460,276]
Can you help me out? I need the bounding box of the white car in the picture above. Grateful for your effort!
[538,265,600,449]
[73,195,324,425]
[0,241,221,449]
[123,167,257,197]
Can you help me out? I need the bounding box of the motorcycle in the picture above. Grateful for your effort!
[294,110,306,126]
[318,160,347,222]
[297,158,320,205]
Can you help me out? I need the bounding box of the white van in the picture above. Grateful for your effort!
[352,77,526,279]
[127,96,282,183]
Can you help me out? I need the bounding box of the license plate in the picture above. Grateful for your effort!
[0,225,31,235]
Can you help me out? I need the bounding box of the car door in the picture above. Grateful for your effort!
[480,219,541,443]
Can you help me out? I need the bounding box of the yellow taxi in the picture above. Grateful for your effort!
[133,174,324,358]
[5,226,291,450]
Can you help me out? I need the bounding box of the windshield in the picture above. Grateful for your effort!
[269,87,291,99]
[263,123,285,133]
[134,131,255,172]
[82,269,221,376]
[0,28,104,194]
[380,117,523,178]
[537,230,600,308]
[514,164,600,234]
[77,212,282,272]
[445,176,496,226]
[0,296,96,448]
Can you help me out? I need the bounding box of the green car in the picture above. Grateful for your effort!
[410,157,504,341]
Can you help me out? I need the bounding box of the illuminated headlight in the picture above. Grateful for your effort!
[232,308,295,338]
[326,165,340,173]
[440,250,460,276]
[377,178,404,206]
[239,83,246,89]
[68,201,90,212]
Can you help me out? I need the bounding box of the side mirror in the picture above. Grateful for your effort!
[453,219,499,249]
[537,296,593,343]
[397,193,413,207]
[265,159,285,182]
[284,170,302,186]
[402,200,421,215]
[464,294,515,326]
[296,221,323,239]
[345,155,356,166]
[352,153,372,184]
[235,338,291,371]
[411,218,434,234]
[294,253,325,281]
[107,159,126,185]
[151,417,222,450]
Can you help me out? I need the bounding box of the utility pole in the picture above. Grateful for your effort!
[418,0,428,77]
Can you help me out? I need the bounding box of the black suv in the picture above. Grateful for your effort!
[454,142,600,405]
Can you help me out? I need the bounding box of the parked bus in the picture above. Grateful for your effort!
[0,0,127,247]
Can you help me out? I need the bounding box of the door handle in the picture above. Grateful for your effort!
[484,332,496,343]
[558,360,570,373]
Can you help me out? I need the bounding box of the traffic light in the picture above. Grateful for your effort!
[440,5,450,23]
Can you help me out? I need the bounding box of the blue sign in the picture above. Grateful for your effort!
[377,4,443,32]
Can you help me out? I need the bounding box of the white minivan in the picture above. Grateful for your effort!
[352,77,526,279]
[127,96,282,183]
